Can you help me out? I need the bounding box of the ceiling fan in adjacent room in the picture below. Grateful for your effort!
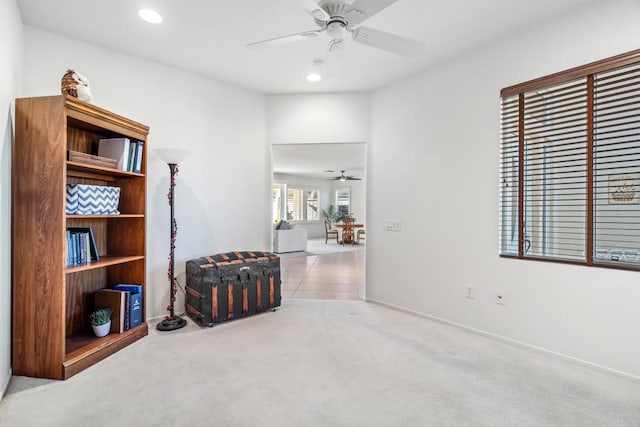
[247,0,425,73]
[331,170,361,181]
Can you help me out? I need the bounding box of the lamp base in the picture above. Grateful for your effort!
[156,316,187,331]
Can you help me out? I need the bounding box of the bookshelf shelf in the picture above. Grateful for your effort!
[65,255,145,274]
[13,95,149,380]
[67,160,145,178]
[64,323,149,379]
[67,214,145,219]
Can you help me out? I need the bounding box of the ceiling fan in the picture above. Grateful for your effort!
[247,0,425,65]
[331,170,361,181]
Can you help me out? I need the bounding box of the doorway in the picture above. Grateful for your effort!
[271,142,366,300]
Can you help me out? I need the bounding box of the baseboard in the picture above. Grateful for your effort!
[0,368,11,401]
[366,298,640,383]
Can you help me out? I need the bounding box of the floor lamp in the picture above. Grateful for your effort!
[156,148,188,331]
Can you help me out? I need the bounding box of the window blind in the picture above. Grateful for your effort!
[499,48,640,270]
[523,80,588,261]
[594,63,640,264]
[287,188,303,221]
[306,190,319,221]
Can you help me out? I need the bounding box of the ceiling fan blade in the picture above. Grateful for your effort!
[343,0,399,25]
[247,30,323,49]
[352,26,424,56]
[325,39,345,78]
[346,177,362,180]
[300,0,329,21]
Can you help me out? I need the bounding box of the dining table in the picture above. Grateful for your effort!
[335,221,364,244]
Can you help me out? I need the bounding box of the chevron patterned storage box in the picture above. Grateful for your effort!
[66,184,120,215]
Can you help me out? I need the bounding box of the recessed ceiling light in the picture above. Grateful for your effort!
[138,8,162,24]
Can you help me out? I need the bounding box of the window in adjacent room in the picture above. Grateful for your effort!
[499,49,640,271]
[272,184,283,223]
[287,187,320,222]
[306,189,319,221]
[336,187,351,216]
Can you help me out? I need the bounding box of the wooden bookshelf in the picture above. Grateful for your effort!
[12,95,149,380]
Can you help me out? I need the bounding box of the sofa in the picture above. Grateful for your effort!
[273,227,308,253]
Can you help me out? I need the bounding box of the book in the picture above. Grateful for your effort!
[83,233,91,263]
[98,137,130,171]
[65,230,71,266]
[127,141,136,171]
[133,141,144,173]
[128,141,137,172]
[113,284,143,329]
[72,233,79,265]
[122,290,131,330]
[94,289,126,333]
[78,232,87,264]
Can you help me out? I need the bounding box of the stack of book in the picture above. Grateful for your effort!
[66,227,99,266]
[98,137,144,173]
[94,284,143,333]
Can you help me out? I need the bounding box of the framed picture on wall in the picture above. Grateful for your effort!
[608,173,640,204]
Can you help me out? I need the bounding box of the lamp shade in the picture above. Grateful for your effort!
[155,148,189,165]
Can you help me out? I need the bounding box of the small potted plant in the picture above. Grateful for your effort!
[90,308,113,337]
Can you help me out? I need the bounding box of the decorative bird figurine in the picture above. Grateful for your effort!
[61,69,92,102]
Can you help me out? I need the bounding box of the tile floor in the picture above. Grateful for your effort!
[280,246,364,300]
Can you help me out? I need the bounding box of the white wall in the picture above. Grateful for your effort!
[0,0,22,399]
[22,27,270,320]
[368,0,640,378]
[267,93,371,144]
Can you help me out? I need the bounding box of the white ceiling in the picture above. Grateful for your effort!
[272,143,366,180]
[17,0,598,94]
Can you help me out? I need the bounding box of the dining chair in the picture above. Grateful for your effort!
[356,228,365,244]
[324,218,339,244]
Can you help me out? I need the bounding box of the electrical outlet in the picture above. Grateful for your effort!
[465,283,475,299]
[384,219,401,232]
[495,290,506,305]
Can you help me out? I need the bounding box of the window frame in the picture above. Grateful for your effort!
[500,48,640,272]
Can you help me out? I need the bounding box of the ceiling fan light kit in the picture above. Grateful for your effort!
[326,21,346,39]
[306,59,325,82]
[138,8,163,24]
[248,0,425,74]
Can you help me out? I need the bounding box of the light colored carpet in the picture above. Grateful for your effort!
[1,299,639,426]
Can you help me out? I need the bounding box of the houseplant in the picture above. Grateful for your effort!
[90,308,113,337]
[322,204,342,226]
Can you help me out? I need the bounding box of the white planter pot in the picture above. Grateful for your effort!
[92,321,111,338]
